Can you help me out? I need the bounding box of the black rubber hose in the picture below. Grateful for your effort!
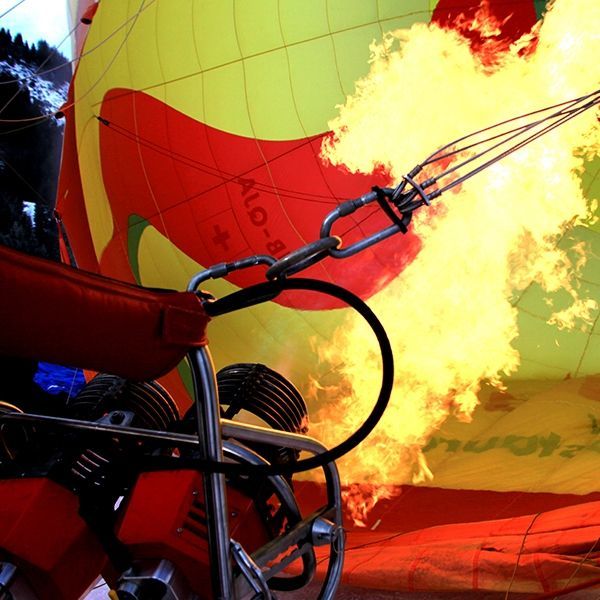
[191,276,394,476]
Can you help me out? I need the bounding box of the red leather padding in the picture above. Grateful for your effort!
[0,245,209,380]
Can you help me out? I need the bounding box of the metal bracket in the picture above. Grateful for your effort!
[266,236,341,279]
[231,540,273,599]
[117,559,198,600]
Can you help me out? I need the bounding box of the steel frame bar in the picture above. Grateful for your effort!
[2,382,345,599]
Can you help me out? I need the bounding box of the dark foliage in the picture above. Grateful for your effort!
[0,192,58,260]
[0,28,70,260]
[0,28,71,84]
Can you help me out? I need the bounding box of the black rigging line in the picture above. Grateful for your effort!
[422,93,593,166]
[0,0,26,20]
[89,0,548,110]
[0,21,80,118]
[437,95,597,182]
[0,0,153,126]
[0,0,158,88]
[95,116,342,208]
[390,89,600,212]
[437,95,599,195]
[328,92,600,241]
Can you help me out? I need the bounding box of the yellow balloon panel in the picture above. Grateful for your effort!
[75,0,440,141]
[137,225,348,392]
[423,377,600,494]
[512,226,600,380]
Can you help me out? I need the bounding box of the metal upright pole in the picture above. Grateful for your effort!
[189,346,234,599]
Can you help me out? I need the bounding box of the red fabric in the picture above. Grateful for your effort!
[97,89,420,308]
[293,483,600,594]
[433,0,538,42]
[334,501,600,594]
[80,2,98,24]
[0,245,209,380]
[295,482,600,534]
[56,80,99,273]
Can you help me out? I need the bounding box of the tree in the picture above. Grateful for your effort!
[0,28,12,61]
[0,33,67,259]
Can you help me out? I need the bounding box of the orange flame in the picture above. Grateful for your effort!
[312,0,600,520]
[452,0,517,62]
[342,483,393,528]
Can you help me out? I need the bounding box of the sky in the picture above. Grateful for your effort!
[0,0,72,57]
